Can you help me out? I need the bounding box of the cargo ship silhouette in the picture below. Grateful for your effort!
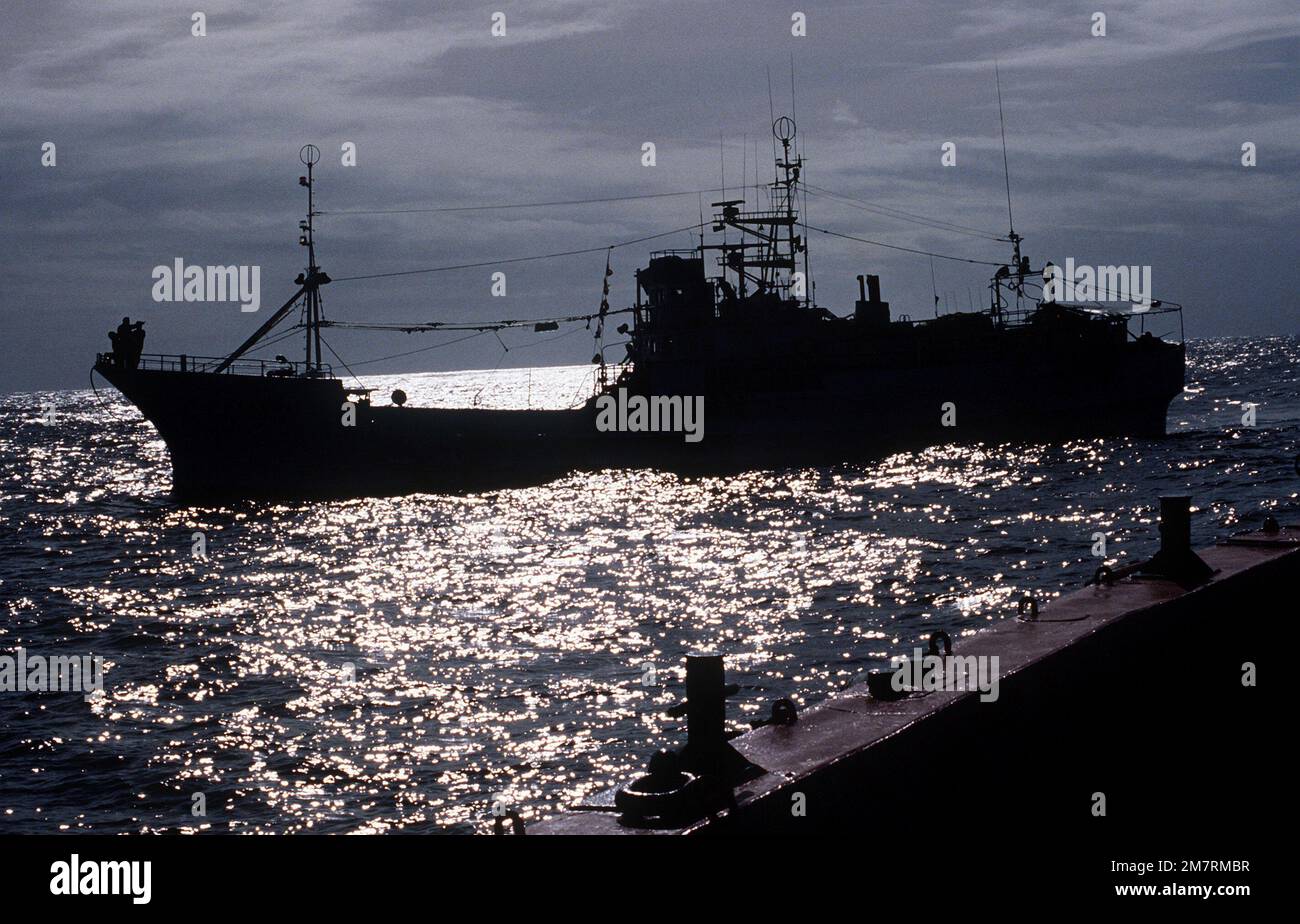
[94,119,1185,501]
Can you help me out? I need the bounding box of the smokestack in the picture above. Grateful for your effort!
[867,274,881,304]
[855,273,890,326]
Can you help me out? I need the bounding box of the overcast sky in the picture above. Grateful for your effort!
[2,0,1296,393]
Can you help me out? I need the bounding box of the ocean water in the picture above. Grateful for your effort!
[0,338,1296,834]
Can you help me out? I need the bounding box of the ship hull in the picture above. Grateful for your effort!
[94,364,601,500]
[94,334,1183,502]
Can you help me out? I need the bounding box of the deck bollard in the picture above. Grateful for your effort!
[1141,495,1213,586]
[1159,496,1192,557]
[679,653,759,784]
[614,653,758,825]
[685,653,726,760]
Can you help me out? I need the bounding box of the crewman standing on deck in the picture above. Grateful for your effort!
[109,317,131,367]
[108,317,146,368]
[127,320,146,368]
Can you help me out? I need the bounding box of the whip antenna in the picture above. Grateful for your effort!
[995,60,1014,240]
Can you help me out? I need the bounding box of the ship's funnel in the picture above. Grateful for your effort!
[855,273,890,326]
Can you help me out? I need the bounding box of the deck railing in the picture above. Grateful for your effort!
[96,353,333,377]
[907,301,1185,343]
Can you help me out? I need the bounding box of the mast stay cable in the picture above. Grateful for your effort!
[330,224,707,282]
[319,185,767,216]
[800,223,1005,266]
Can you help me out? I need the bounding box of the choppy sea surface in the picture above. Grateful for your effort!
[0,338,1296,834]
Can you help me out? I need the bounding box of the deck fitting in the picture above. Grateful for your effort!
[1138,495,1213,586]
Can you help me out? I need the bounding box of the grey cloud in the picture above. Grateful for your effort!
[1,0,1296,392]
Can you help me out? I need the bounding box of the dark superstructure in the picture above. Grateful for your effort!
[95,124,1185,501]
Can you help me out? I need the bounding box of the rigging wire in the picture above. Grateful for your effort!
[799,222,1005,266]
[929,255,940,316]
[567,367,598,408]
[294,172,1010,358]
[995,59,1016,239]
[89,368,112,412]
[317,331,366,388]
[318,306,633,334]
[331,213,1005,288]
[245,322,307,354]
[342,331,489,368]
[471,336,514,406]
[509,324,588,349]
[803,184,1003,240]
[330,224,706,282]
[319,178,1002,245]
[319,185,768,216]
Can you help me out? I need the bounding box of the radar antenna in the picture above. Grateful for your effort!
[702,116,807,307]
